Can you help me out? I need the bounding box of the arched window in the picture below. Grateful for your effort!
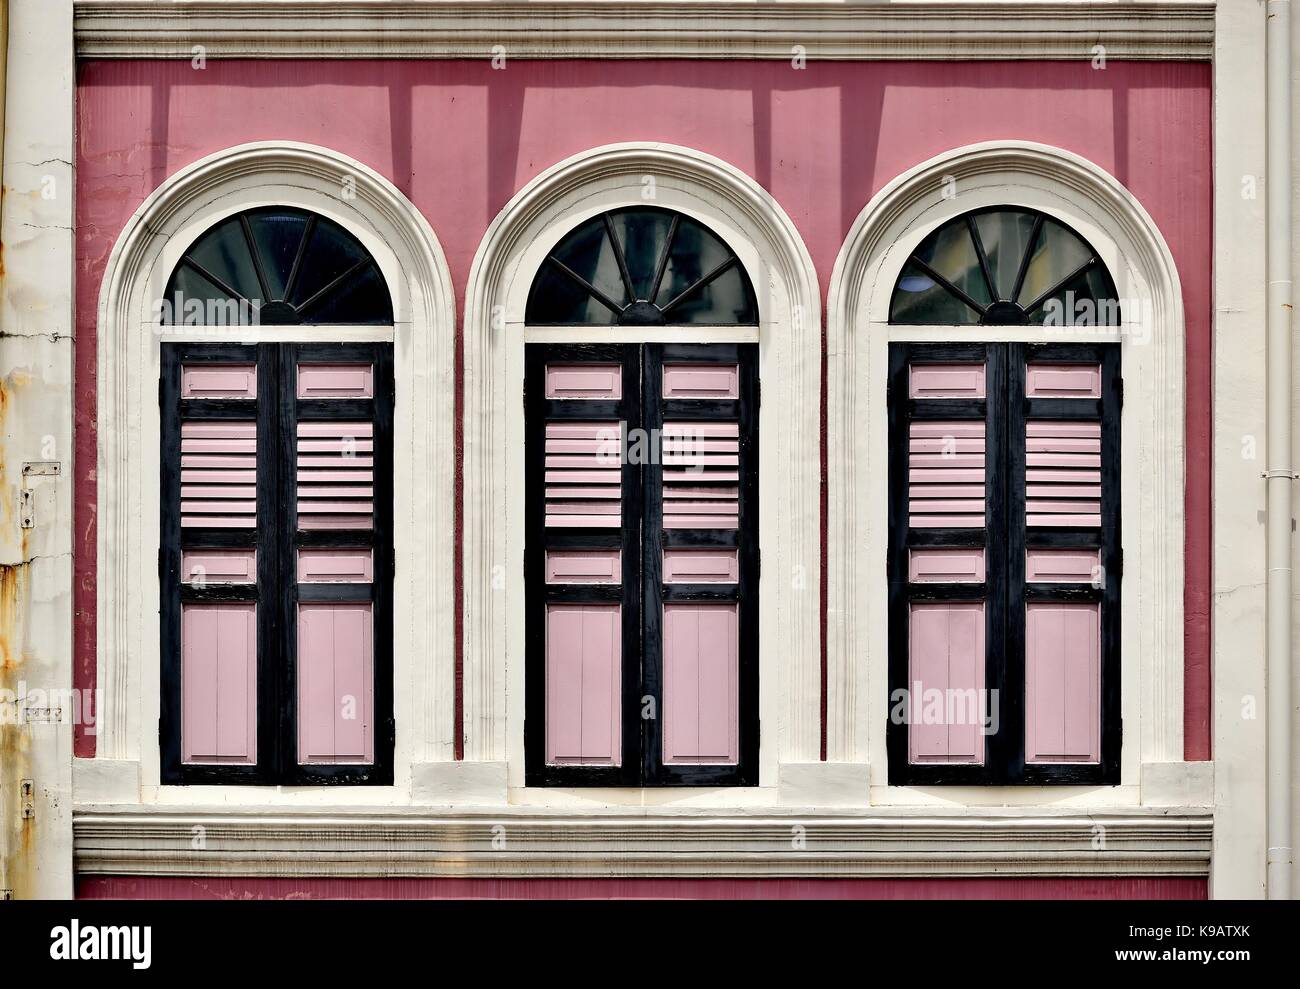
[158,204,396,785]
[525,207,758,325]
[883,204,1123,785]
[163,207,393,325]
[890,207,1119,326]
[522,206,761,788]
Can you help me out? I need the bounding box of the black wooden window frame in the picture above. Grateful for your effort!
[887,341,1121,786]
[160,341,395,785]
[524,342,759,787]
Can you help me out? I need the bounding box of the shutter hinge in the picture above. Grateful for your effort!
[19,780,35,820]
[1115,548,1123,578]
[756,548,761,580]
[158,377,164,407]
[392,551,396,578]
[756,379,761,410]
[1116,377,1124,410]
[157,719,162,744]
[522,379,527,412]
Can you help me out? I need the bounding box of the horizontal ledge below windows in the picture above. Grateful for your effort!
[71,803,1212,879]
[73,2,1215,62]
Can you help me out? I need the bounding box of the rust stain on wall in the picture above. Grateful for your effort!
[0,560,35,900]
[0,367,36,898]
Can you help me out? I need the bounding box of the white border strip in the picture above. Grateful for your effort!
[73,1,1215,61]
[73,807,1213,878]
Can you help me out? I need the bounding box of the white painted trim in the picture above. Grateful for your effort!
[72,806,1213,878]
[825,142,1187,793]
[93,142,459,791]
[1210,0,1268,899]
[72,1,1215,61]
[0,0,77,900]
[461,142,822,791]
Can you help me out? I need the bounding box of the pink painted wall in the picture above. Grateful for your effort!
[73,59,1213,760]
[76,875,1208,900]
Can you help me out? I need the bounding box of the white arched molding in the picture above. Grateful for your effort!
[826,141,1186,797]
[462,143,821,793]
[94,142,457,798]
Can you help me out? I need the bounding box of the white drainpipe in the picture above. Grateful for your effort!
[1266,0,1294,900]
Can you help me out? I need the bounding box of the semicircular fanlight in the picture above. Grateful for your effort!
[163,207,393,325]
[526,207,758,326]
[889,207,1120,326]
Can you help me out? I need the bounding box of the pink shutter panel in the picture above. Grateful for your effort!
[663,548,739,584]
[181,603,257,764]
[662,363,740,399]
[908,602,985,765]
[297,602,375,765]
[544,422,622,527]
[908,421,986,527]
[909,362,986,399]
[662,421,740,529]
[1025,421,1102,527]
[545,549,621,584]
[545,363,623,399]
[297,420,375,529]
[297,548,374,583]
[1026,548,1101,584]
[297,363,373,399]
[180,421,257,528]
[908,548,985,583]
[182,363,256,399]
[662,603,739,765]
[181,549,256,584]
[1025,603,1101,763]
[546,604,621,765]
[1025,362,1101,399]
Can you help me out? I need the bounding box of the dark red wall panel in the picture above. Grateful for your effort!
[74,59,1213,759]
[76,875,1208,900]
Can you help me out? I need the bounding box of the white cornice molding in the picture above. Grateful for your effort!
[73,806,1213,877]
[73,1,1216,61]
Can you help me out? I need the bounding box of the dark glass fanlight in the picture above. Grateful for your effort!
[889,207,1120,326]
[526,207,758,326]
[163,207,393,325]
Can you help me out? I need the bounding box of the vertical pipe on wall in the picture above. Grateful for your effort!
[1266,0,1295,901]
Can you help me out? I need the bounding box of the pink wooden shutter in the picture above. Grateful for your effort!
[539,356,628,770]
[1025,603,1101,763]
[181,603,257,764]
[899,357,989,768]
[293,359,384,768]
[653,354,747,772]
[1021,359,1108,767]
[173,356,262,772]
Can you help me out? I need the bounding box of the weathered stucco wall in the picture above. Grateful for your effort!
[1,0,74,900]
